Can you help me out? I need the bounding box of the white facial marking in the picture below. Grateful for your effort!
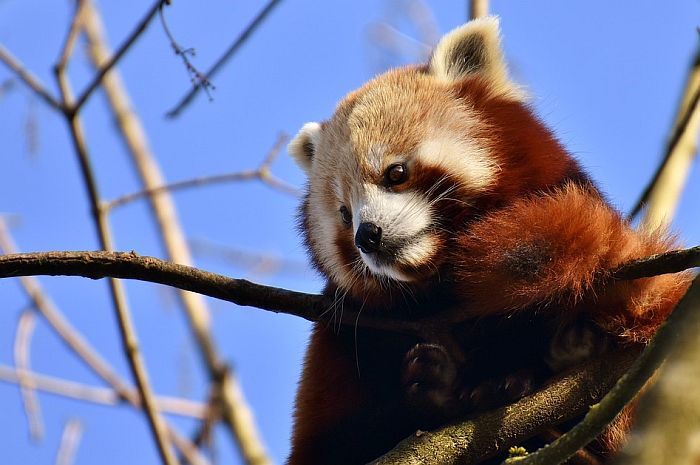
[355,184,429,239]
[418,134,497,193]
[352,184,434,281]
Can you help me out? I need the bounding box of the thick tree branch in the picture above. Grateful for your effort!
[0,250,328,320]
[505,274,700,465]
[370,347,639,465]
[0,247,697,327]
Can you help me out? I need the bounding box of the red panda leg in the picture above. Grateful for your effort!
[288,323,423,465]
[453,183,690,344]
[288,324,366,465]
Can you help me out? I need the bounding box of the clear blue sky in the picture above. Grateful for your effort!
[1,1,698,464]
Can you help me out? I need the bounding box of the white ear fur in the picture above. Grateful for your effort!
[430,16,525,100]
[288,122,321,173]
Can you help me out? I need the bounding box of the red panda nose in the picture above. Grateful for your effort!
[355,222,382,254]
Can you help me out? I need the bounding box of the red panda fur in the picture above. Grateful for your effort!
[286,17,691,465]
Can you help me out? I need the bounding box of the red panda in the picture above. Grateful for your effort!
[286,17,690,465]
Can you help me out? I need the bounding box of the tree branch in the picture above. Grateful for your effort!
[71,0,166,114]
[0,246,697,328]
[0,45,63,111]
[54,419,83,465]
[0,365,209,419]
[370,347,640,465]
[105,133,297,211]
[628,45,700,226]
[14,310,44,441]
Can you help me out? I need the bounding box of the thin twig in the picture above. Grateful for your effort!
[0,46,62,111]
[14,310,44,441]
[106,133,297,211]
[166,0,283,118]
[159,6,214,102]
[71,0,165,114]
[0,365,209,419]
[628,46,700,225]
[54,419,83,465]
[55,21,178,464]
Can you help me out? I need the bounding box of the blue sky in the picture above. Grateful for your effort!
[1,1,698,464]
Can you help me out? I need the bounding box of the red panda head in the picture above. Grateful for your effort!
[289,17,581,304]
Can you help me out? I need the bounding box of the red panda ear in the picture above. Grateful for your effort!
[288,122,321,174]
[430,16,525,101]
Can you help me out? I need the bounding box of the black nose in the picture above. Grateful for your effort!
[355,222,382,254]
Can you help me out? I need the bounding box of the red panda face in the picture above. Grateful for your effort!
[293,71,502,300]
[289,18,555,303]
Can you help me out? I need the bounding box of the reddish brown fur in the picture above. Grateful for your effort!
[288,22,691,464]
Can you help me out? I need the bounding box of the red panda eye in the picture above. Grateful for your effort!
[386,163,408,185]
[339,206,352,225]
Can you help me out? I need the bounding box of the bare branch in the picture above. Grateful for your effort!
[0,250,328,321]
[469,0,489,20]
[0,220,135,402]
[0,365,209,419]
[611,245,700,280]
[55,0,87,75]
[0,46,62,111]
[166,0,284,118]
[504,274,700,465]
[14,310,44,441]
[0,246,697,327]
[106,133,297,211]
[54,419,83,465]
[370,347,640,465]
[71,0,165,114]
[628,46,700,226]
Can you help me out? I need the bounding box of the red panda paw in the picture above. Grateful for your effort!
[401,343,459,423]
[462,369,539,412]
[546,319,612,372]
